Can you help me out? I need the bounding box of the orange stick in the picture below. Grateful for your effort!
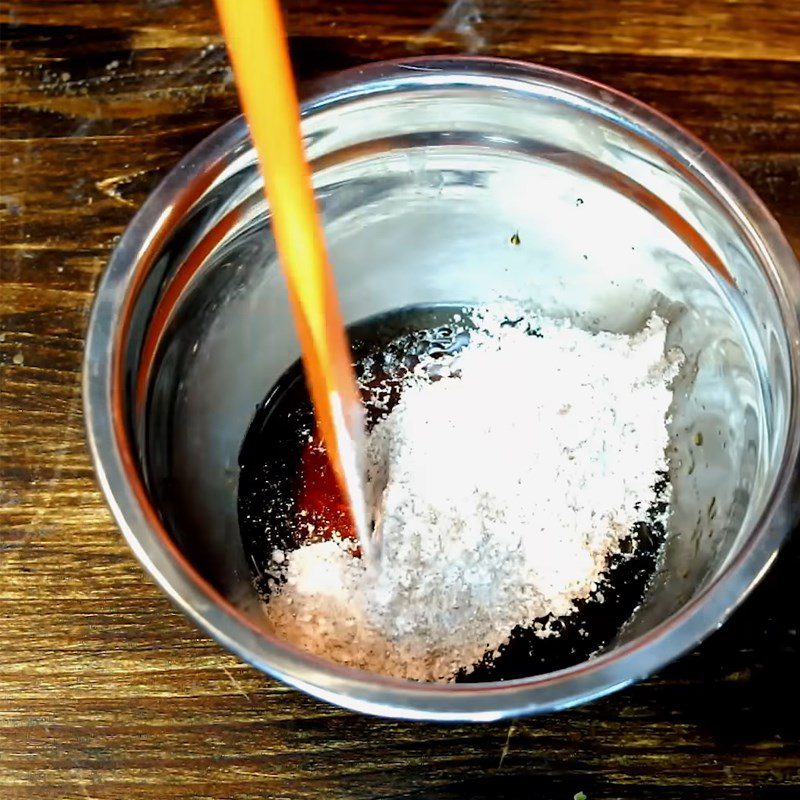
[214,0,370,550]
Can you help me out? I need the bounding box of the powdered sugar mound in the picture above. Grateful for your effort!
[263,308,681,682]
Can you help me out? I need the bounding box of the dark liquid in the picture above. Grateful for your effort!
[238,305,668,682]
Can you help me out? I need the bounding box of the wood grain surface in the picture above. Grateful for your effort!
[1,1,799,798]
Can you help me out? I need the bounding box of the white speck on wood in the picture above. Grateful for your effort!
[499,723,516,768]
[416,0,486,53]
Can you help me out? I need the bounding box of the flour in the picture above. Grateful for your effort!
[262,307,681,682]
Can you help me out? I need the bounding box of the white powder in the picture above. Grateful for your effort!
[263,308,681,682]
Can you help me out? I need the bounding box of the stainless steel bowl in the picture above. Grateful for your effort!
[84,57,800,720]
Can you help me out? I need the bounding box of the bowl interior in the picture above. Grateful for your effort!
[130,66,792,681]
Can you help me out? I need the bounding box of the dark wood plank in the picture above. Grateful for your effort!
[1,1,799,798]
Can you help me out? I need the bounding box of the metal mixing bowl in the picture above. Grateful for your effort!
[84,57,800,720]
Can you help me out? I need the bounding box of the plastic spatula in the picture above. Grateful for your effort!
[214,0,373,557]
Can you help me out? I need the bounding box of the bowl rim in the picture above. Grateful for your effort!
[83,55,800,721]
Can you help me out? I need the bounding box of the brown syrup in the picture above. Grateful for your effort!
[237,305,668,682]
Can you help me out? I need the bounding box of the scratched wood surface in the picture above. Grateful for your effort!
[1,1,799,798]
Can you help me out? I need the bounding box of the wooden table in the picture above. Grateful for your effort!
[2,2,799,797]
